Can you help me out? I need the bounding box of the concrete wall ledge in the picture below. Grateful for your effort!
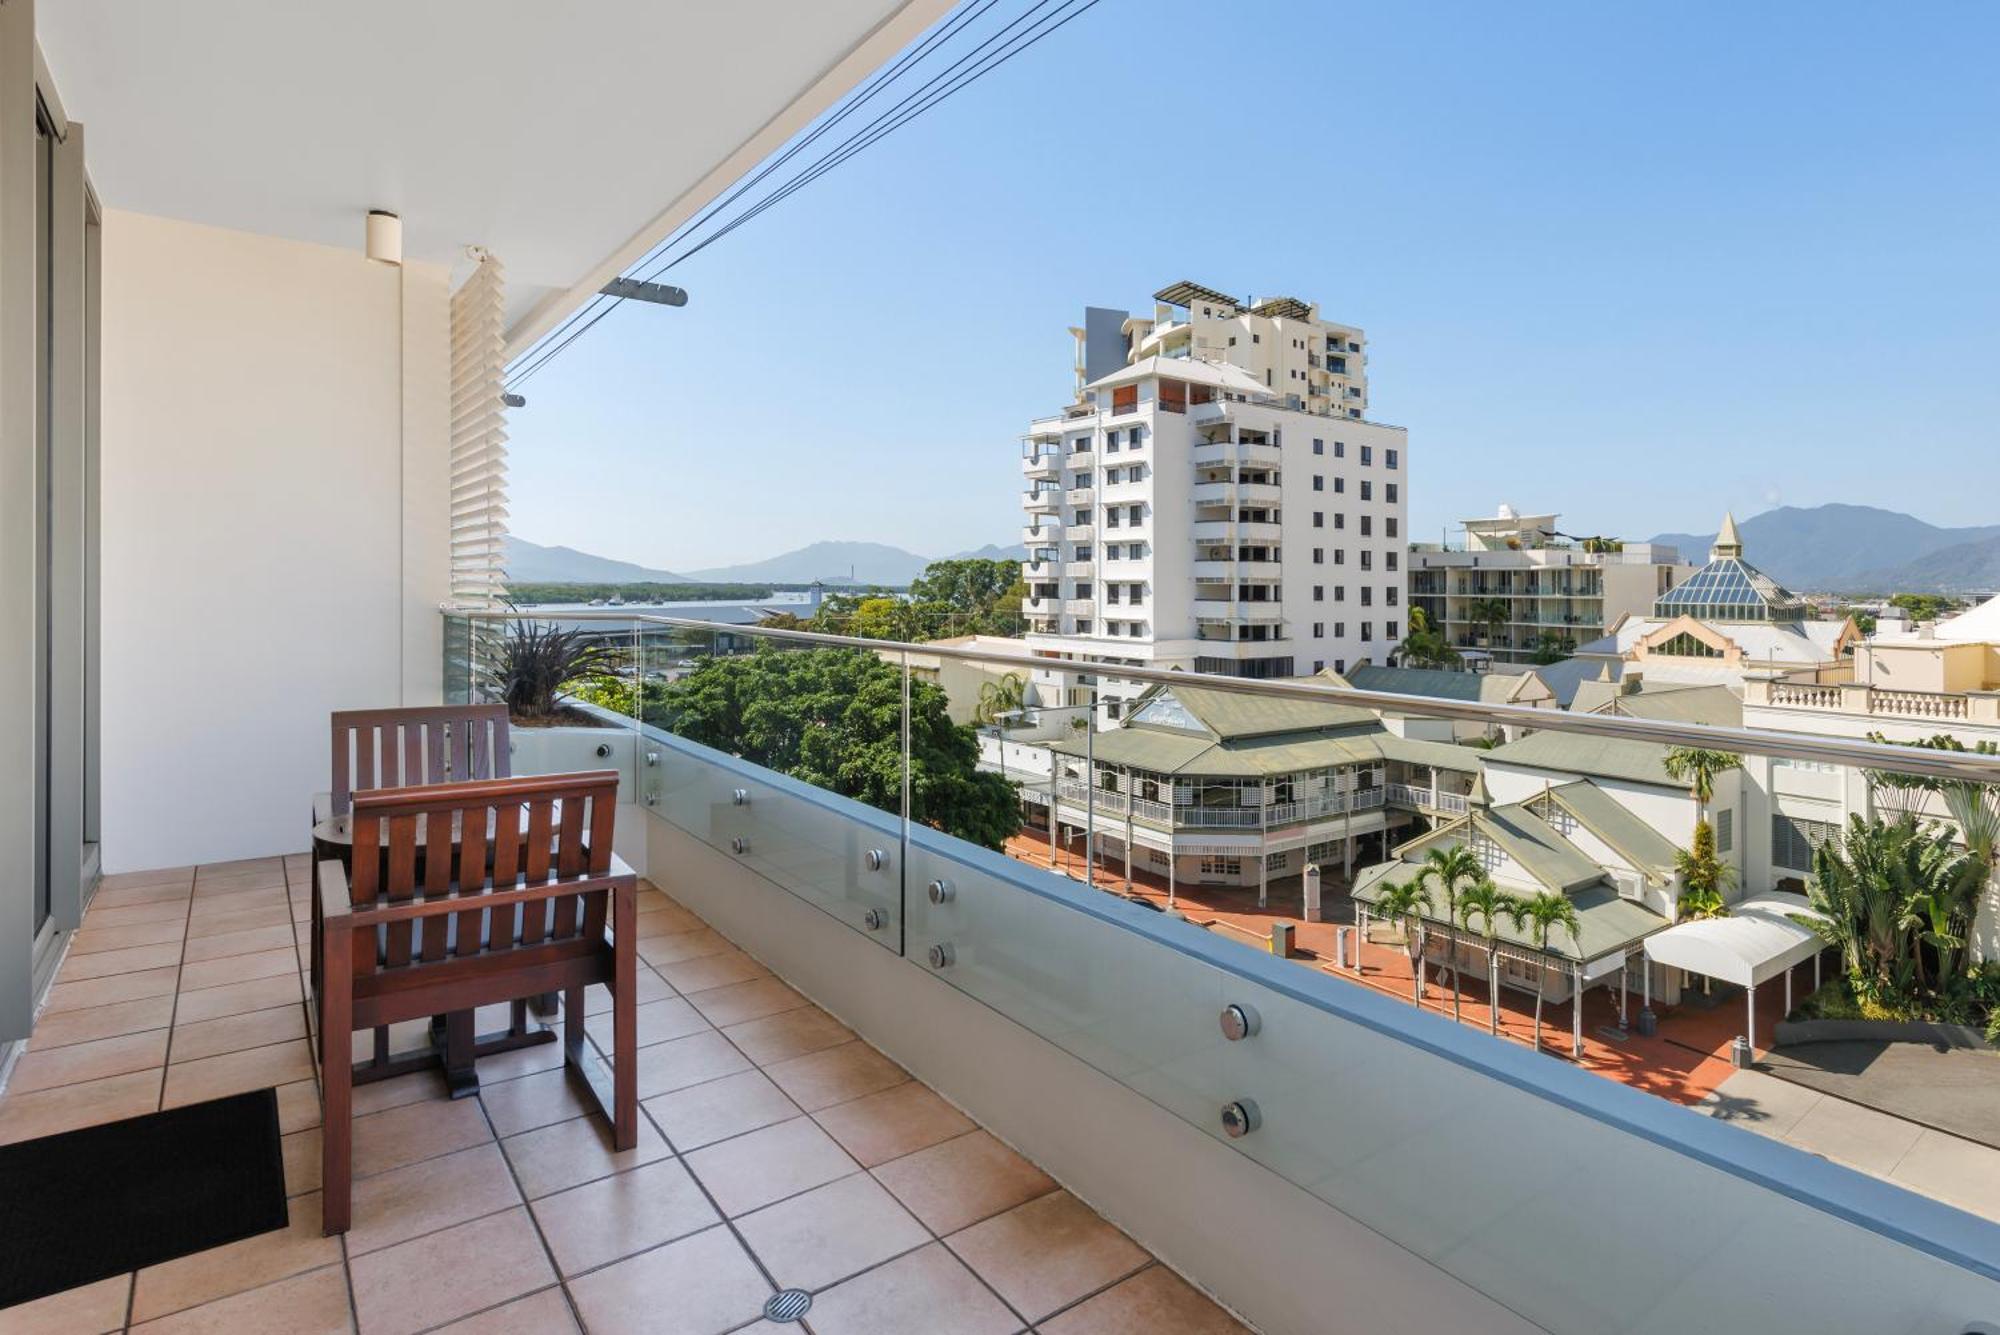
[1776,1018,1996,1050]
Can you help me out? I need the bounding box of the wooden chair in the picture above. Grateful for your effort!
[311,704,520,1051]
[314,770,638,1235]
[315,703,512,826]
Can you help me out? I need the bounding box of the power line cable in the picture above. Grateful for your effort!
[509,0,1103,388]
[507,0,1001,380]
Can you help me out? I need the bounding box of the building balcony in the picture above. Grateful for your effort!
[1065,522,1096,544]
[1022,489,1060,514]
[1021,451,1060,480]
[1021,523,1058,547]
[1063,559,1095,578]
[1064,486,1095,507]
[1065,448,1097,469]
[1062,597,1096,616]
[1748,677,2000,725]
[1194,599,1284,623]
[1192,440,1283,470]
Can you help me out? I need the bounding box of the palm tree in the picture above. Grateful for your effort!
[1372,880,1434,1004]
[1414,844,1483,1021]
[1673,820,1736,921]
[973,672,1027,727]
[1516,891,1581,1053]
[1810,813,1985,999]
[1456,878,1524,1035]
[1467,597,1510,648]
[1661,747,1742,824]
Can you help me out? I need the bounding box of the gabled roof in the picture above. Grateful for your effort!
[1144,683,1378,740]
[1371,733,1487,772]
[1653,556,1809,623]
[1343,664,1549,706]
[1351,859,1667,961]
[1486,731,1688,790]
[1585,683,1743,728]
[1048,683,1382,777]
[1538,783,1681,881]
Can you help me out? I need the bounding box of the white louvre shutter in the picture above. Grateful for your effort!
[449,252,509,605]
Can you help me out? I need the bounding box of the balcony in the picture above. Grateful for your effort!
[1749,677,2000,725]
[1064,486,1095,507]
[1192,440,1283,470]
[1065,522,1096,543]
[1022,489,1060,515]
[1021,451,1060,480]
[1063,559,1095,578]
[1062,597,1096,616]
[1021,523,1058,547]
[1194,599,1283,623]
[1065,448,1097,469]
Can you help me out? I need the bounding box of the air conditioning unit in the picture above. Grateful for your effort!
[1613,871,1647,905]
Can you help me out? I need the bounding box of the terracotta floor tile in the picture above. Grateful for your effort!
[762,1041,905,1112]
[583,969,675,1016]
[128,1263,350,1335]
[477,1067,595,1139]
[531,1157,719,1276]
[348,1207,554,1335]
[27,994,176,1050]
[350,1070,448,1118]
[282,1128,323,1196]
[721,1006,854,1066]
[276,1078,323,1134]
[8,1028,168,1094]
[0,1273,130,1334]
[683,976,811,1027]
[630,1030,753,1100]
[643,1069,799,1152]
[350,1095,493,1178]
[345,1142,523,1257]
[41,967,181,1015]
[565,1225,770,1335]
[944,1190,1147,1323]
[0,1068,161,1146]
[468,1030,569,1084]
[176,947,299,994]
[57,941,185,980]
[84,900,193,929]
[1037,1266,1248,1335]
[500,1108,670,1200]
[170,1004,308,1064]
[653,948,769,995]
[872,1131,1056,1235]
[433,1288,577,1333]
[682,1116,857,1217]
[171,971,302,1024]
[69,916,188,954]
[100,865,195,893]
[813,1080,975,1169]
[584,996,707,1051]
[632,899,703,939]
[805,1243,1021,1335]
[161,1039,314,1108]
[633,928,734,968]
[130,1193,341,1322]
[184,904,294,939]
[735,1171,929,1292]
[348,1020,434,1065]
[181,923,299,963]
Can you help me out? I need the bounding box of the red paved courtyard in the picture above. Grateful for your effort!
[1005,827,1823,1109]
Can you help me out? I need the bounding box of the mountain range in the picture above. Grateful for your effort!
[507,535,1029,588]
[1647,505,2000,594]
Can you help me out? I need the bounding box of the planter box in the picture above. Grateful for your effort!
[509,725,637,797]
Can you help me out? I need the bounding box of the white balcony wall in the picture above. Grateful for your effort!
[99,211,450,871]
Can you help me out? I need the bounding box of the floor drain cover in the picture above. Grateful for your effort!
[765,1289,812,1322]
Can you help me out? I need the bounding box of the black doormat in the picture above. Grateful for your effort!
[0,1087,289,1309]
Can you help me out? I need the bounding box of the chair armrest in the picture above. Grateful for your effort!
[318,859,352,922]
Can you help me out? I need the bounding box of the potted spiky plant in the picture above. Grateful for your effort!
[482,618,633,780]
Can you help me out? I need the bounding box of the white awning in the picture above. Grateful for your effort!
[1641,894,1827,988]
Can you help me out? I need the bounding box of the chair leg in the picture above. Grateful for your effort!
[612,885,638,1151]
[320,927,353,1236]
[562,986,586,1067]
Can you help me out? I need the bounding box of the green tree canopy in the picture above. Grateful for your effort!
[649,646,1022,850]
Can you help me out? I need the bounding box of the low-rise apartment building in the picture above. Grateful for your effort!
[1409,505,1695,665]
[1020,282,1409,722]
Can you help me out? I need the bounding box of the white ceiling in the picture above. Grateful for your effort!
[35,0,947,346]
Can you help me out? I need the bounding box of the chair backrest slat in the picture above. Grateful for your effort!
[344,771,620,978]
[329,705,511,817]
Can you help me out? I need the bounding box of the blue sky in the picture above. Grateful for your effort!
[507,0,2000,573]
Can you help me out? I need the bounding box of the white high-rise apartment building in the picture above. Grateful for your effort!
[1018,281,1410,720]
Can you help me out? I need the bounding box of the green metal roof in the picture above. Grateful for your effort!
[1048,727,1218,775]
[1049,722,1381,777]
[1371,733,1488,772]
[1486,730,1689,790]
[1163,683,1379,739]
[1542,782,1681,879]
[1345,664,1545,706]
[1352,860,1667,961]
[1599,684,1743,728]
[1485,802,1606,893]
